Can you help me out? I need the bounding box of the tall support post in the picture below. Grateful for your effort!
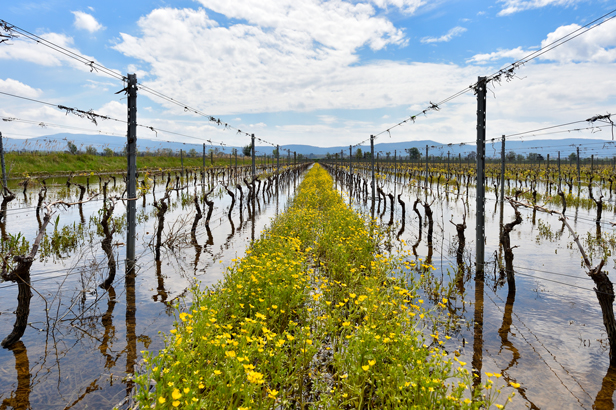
[180,149,184,177]
[126,73,138,264]
[370,135,375,212]
[499,135,506,239]
[591,154,594,172]
[425,145,429,189]
[475,76,487,278]
[235,149,237,173]
[394,150,397,184]
[202,143,206,175]
[210,151,213,166]
[294,151,297,167]
[576,146,581,195]
[251,134,256,178]
[447,151,450,176]
[546,153,550,174]
[558,151,561,190]
[0,132,7,192]
[276,145,280,174]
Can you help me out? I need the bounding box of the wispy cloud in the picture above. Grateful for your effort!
[497,0,582,16]
[421,26,466,44]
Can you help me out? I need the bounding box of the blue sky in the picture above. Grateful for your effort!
[1,0,615,151]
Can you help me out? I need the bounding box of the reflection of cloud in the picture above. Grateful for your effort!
[421,26,466,44]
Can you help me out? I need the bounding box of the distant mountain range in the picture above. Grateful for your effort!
[2,133,613,159]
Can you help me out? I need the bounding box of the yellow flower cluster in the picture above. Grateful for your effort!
[134,165,513,409]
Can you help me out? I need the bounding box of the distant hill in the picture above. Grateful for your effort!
[1,133,613,159]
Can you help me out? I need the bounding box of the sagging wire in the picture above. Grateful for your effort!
[350,7,616,148]
[0,20,287,150]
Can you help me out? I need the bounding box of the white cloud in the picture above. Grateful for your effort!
[421,26,467,44]
[538,21,616,63]
[71,11,105,33]
[497,0,582,16]
[466,46,528,64]
[468,19,616,64]
[112,6,412,115]
[0,78,42,98]
[0,32,115,76]
[318,115,338,124]
[368,0,425,14]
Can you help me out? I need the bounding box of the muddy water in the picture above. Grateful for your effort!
[332,168,616,409]
[0,170,304,409]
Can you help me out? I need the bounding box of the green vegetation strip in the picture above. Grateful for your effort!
[2,152,251,176]
[135,164,511,409]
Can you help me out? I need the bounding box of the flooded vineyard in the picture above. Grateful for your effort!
[326,160,616,410]
[0,165,307,409]
[3,159,616,409]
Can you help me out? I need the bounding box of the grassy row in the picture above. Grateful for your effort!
[2,152,254,176]
[133,164,512,409]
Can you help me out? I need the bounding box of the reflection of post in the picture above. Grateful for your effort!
[472,276,484,390]
[1,341,31,409]
[125,261,137,395]
[594,365,616,410]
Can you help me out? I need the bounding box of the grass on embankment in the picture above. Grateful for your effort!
[2,152,252,177]
[134,164,512,409]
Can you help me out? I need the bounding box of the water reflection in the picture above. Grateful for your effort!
[595,366,616,410]
[99,286,118,370]
[125,263,137,397]
[0,341,31,410]
[0,166,308,409]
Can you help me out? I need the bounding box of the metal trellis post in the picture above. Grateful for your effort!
[251,134,256,178]
[475,76,487,278]
[126,73,138,264]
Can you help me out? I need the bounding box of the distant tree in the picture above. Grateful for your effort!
[103,148,113,157]
[527,153,538,161]
[188,148,198,158]
[506,150,516,161]
[242,144,253,157]
[67,141,78,155]
[405,147,421,160]
[569,152,577,161]
[325,152,331,159]
[272,148,279,158]
[385,152,391,161]
[355,148,363,159]
[85,145,97,155]
[516,154,525,162]
[466,151,476,161]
